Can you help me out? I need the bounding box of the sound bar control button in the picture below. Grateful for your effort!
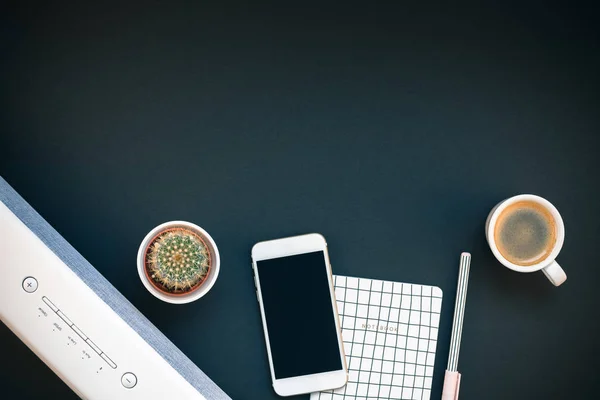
[121,372,137,389]
[101,353,117,369]
[86,339,102,355]
[22,277,38,293]
[57,311,73,326]
[71,324,87,341]
[42,296,58,312]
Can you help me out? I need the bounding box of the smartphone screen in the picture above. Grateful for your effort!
[256,250,342,379]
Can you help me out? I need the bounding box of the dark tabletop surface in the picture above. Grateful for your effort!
[1,2,599,399]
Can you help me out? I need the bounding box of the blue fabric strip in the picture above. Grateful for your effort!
[0,176,230,400]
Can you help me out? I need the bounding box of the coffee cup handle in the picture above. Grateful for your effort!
[541,261,567,286]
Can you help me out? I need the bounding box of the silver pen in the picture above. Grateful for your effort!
[441,252,471,400]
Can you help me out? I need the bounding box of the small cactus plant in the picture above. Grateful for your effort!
[145,228,211,294]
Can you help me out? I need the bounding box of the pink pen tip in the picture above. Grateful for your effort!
[442,370,461,400]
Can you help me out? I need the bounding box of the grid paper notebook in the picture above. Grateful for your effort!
[311,275,443,400]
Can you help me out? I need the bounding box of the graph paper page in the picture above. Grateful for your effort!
[311,275,443,400]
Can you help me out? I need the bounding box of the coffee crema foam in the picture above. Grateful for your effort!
[494,200,557,266]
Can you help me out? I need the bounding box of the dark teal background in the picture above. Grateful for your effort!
[1,1,599,399]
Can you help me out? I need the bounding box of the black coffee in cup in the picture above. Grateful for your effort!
[494,200,557,266]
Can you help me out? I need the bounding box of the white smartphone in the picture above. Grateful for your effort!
[251,233,347,397]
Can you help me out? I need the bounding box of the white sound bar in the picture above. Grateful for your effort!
[0,177,231,399]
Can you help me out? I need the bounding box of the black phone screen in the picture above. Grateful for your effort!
[256,250,342,379]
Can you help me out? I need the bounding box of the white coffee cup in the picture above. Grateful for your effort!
[485,194,567,286]
[137,221,220,304]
